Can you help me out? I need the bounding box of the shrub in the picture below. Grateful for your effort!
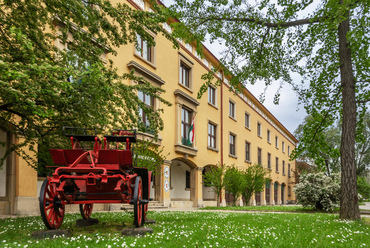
[293,172,340,211]
[357,177,370,200]
[241,164,271,206]
[224,166,244,206]
[202,163,227,207]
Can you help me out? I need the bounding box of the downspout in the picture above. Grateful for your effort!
[220,80,224,205]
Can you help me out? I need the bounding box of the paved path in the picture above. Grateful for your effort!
[1,203,370,219]
[361,201,370,210]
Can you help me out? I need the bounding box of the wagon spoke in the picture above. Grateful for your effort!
[45,205,53,211]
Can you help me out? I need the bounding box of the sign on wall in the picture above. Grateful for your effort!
[164,166,170,192]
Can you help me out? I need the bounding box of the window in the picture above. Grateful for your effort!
[288,186,291,196]
[275,136,279,149]
[267,153,271,169]
[257,122,262,137]
[275,157,279,172]
[138,90,154,129]
[245,113,250,128]
[136,34,153,62]
[282,160,285,175]
[186,170,190,189]
[181,107,192,146]
[267,130,271,143]
[282,141,285,153]
[208,86,216,106]
[288,164,291,177]
[288,146,291,156]
[245,142,250,161]
[178,52,193,90]
[229,101,236,119]
[258,148,262,165]
[208,122,216,149]
[229,133,236,156]
[180,63,190,87]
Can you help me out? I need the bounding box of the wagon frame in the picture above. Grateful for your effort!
[39,127,152,229]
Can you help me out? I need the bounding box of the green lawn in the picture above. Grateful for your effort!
[201,205,370,212]
[1,211,369,247]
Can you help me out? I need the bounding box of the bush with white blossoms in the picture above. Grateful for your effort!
[293,172,341,211]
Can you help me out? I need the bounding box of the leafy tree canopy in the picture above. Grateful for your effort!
[0,0,178,168]
[294,112,370,177]
[202,163,226,207]
[169,0,369,219]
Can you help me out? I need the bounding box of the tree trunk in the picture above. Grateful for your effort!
[338,10,360,220]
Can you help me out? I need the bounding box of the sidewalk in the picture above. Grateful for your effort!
[1,203,370,219]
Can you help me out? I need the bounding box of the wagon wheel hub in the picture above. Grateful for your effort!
[53,196,63,210]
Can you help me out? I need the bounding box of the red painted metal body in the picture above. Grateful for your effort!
[39,128,151,230]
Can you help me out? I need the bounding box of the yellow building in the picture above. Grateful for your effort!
[0,0,298,215]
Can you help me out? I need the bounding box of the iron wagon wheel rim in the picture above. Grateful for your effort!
[79,203,93,220]
[133,176,143,227]
[39,178,65,230]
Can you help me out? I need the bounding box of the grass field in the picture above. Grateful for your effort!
[1,211,369,247]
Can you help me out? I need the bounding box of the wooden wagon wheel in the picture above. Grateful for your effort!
[133,176,143,227]
[39,178,65,230]
[79,203,93,220]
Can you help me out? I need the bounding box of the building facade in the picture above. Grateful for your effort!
[0,0,298,215]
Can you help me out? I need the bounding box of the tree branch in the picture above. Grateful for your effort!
[197,15,327,28]
[255,26,270,68]
[310,87,342,143]
[356,99,370,104]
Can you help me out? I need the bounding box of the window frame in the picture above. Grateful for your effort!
[275,157,279,172]
[288,163,291,177]
[257,122,262,137]
[229,133,236,157]
[257,147,262,165]
[282,141,285,153]
[208,85,217,106]
[180,63,190,88]
[267,130,271,143]
[245,141,251,162]
[135,33,155,65]
[267,153,271,170]
[282,160,285,175]
[185,170,190,189]
[181,106,192,147]
[275,136,279,149]
[245,112,250,129]
[229,100,236,119]
[138,90,155,128]
[178,52,194,91]
[208,122,217,149]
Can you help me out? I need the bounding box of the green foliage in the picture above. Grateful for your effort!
[241,164,271,206]
[293,115,341,172]
[294,172,341,211]
[170,0,369,219]
[134,140,167,174]
[294,112,370,177]
[2,211,370,247]
[355,112,370,177]
[224,164,271,206]
[202,163,226,207]
[224,165,244,206]
[0,0,178,168]
[357,177,370,200]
